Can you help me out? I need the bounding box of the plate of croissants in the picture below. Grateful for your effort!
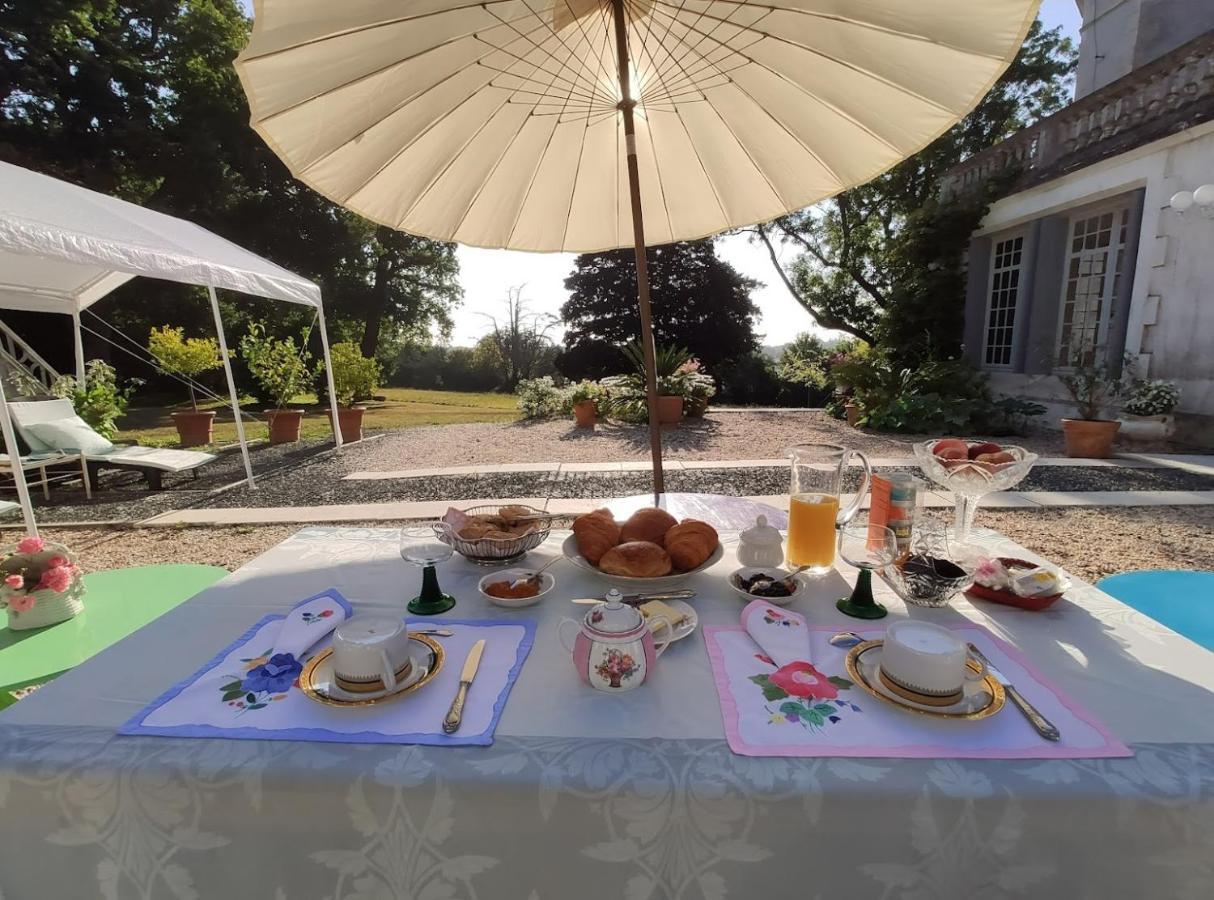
[562,507,723,589]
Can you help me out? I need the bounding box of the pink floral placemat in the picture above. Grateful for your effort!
[704,622,1131,759]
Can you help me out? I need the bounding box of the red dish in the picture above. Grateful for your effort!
[964,558,1066,611]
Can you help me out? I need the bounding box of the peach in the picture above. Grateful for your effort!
[932,438,968,458]
[967,441,1002,460]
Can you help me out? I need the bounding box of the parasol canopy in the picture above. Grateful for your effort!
[236,0,1040,489]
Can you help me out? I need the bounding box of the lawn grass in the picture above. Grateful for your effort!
[115,387,520,447]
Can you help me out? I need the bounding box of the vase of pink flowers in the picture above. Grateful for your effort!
[0,536,84,630]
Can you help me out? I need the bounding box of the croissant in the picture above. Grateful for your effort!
[599,541,672,577]
[620,507,678,545]
[573,509,620,565]
[664,519,719,571]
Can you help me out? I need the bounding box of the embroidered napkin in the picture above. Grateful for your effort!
[119,592,535,746]
[740,599,810,667]
[705,622,1130,760]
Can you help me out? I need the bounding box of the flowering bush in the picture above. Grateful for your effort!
[516,376,570,418]
[1123,378,1180,417]
[0,535,81,617]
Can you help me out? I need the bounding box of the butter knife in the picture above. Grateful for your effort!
[967,643,1061,741]
[442,639,485,734]
[570,590,696,606]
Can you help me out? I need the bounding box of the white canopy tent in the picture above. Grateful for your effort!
[0,160,343,535]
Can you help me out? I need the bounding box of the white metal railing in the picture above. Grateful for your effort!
[0,319,61,392]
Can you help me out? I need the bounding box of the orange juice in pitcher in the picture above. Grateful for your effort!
[785,445,872,575]
[787,493,841,570]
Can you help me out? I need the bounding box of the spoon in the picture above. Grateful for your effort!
[509,555,563,589]
[829,631,866,648]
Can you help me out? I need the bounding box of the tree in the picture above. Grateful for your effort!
[0,1,461,378]
[473,287,558,390]
[777,333,833,388]
[749,19,1077,356]
[558,240,760,380]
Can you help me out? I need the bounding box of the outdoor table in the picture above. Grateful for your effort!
[1,523,1212,899]
[0,564,228,708]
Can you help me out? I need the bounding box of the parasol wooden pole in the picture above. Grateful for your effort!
[611,0,664,500]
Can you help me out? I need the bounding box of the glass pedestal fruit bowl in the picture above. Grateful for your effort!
[913,440,1038,547]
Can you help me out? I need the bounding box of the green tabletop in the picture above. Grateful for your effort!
[0,564,227,700]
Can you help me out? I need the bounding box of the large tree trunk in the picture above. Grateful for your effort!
[361,231,394,358]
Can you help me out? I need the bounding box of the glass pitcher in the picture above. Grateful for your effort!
[786,444,872,574]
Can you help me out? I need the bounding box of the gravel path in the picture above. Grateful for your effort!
[204,462,1214,508]
[338,411,1070,469]
[8,505,1210,585]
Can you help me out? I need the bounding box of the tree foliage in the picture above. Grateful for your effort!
[557,240,760,380]
[0,1,460,379]
[750,19,1077,364]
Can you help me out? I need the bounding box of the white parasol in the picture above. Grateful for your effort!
[237,0,1040,491]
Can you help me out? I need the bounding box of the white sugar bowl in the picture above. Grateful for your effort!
[737,515,785,568]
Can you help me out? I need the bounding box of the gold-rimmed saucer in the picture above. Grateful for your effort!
[301,634,444,708]
[844,640,1005,720]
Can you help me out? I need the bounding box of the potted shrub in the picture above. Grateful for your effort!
[679,359,716,418]
[240,323,313,444]
[325,343,381,442]
[569,380,602,427]
[148,326,224,447]
[620,341,689,425]
[1059,353,1128,458]
[1119,378,1180,442]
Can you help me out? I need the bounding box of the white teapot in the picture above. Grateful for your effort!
[559,590,673,691]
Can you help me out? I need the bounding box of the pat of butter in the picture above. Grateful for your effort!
[640,599,686,631]
[1012,567,1064,598]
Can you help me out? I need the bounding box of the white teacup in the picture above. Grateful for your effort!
[879,620,985,707]
[331,615,414,694]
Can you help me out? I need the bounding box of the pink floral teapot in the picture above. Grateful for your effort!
[559,590,673,691]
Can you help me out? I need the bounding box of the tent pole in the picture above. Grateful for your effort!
[71,310,86,387]
[316,302,344,450]
[0,371,38,536]
[612,0,664,502]
[207,285,255,489]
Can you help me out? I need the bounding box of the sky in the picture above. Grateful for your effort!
[237,0,1083,347]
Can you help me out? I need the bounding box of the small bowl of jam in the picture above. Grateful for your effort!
[728,567,806,607]
[478,568,555,608]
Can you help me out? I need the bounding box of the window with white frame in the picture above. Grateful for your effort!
[983,235,1023,367]
[1057,206,1131,367]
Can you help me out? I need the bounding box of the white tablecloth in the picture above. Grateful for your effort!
[1,526,1213,899]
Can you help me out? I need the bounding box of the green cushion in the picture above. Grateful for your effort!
[24,416,113,455]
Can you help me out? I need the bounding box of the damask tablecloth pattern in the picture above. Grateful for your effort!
[2,526,1213,900]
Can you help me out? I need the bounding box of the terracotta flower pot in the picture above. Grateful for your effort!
[266,409,304,445]
[327,406,366,442]
[684,396,709,418]
[657,395,684,424]
[1061,418,1120,458]
[572,400,596,428]
[845,403,861,427]
[170,410,216,447]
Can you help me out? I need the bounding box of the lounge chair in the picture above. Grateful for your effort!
[8,399,215,490]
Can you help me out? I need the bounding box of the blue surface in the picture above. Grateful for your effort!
[1098,570,1214,652]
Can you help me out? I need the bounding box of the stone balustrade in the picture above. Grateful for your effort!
[941,31,1214,200]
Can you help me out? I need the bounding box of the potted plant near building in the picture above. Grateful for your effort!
[240,323,313,444]
[678,359,716,418]
[569,380,602,427]
[1119,378,1180,442]
[148,326,223,447]
[1058,352,1129,458]
[325,342,380,442]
